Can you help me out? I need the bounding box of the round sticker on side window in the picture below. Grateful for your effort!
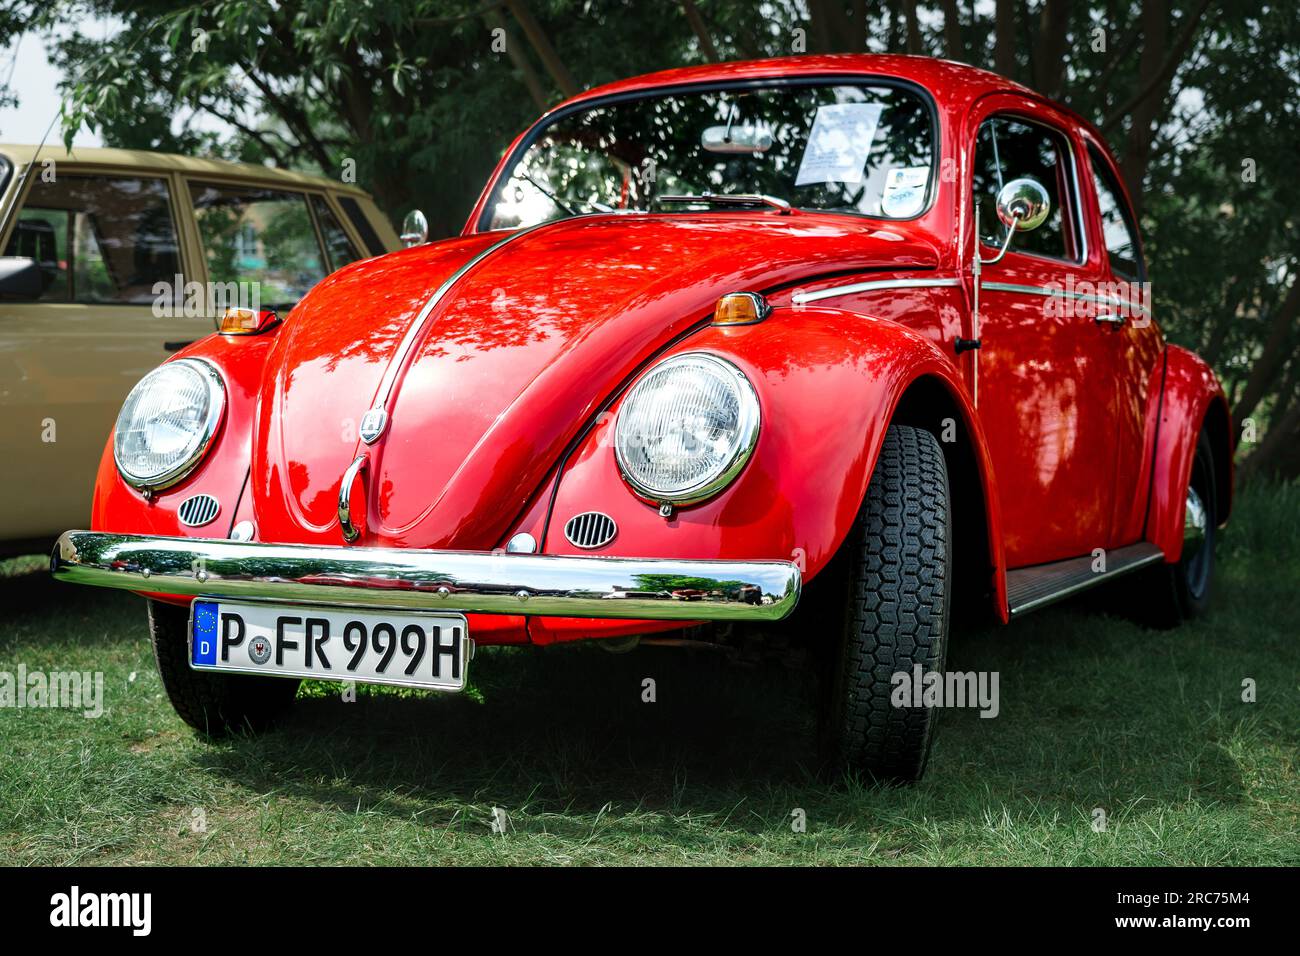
[881,167,928,217]
[881,186,924,217]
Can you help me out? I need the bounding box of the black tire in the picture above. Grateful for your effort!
[1130,429,1217,629]
[817,424,952,784]
[148,600,299,736]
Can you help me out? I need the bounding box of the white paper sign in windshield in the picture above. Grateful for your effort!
[795,103,885,186]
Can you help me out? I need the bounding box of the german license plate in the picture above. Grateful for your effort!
[189,600,470,691]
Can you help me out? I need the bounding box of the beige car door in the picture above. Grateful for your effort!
[0,167,206,545]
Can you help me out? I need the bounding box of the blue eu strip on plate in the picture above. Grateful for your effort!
[191,600,219,666]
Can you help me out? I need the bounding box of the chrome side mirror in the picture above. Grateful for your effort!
[996,177,1051,232]
[400,209,429,247]
[978,178,1051,266]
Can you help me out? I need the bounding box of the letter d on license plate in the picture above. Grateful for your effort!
[189,600,470,692]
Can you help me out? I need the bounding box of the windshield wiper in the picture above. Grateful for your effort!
[656,193,792,214]
[519,172,614,217]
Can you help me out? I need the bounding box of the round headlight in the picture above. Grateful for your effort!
[113,359,225,491]
[614,353,760,504]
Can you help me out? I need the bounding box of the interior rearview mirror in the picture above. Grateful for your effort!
[701,125,773,154]
[400,209,429,247]
[0,257,43,300]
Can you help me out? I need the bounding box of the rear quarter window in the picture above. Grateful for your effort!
[336,195,388,257]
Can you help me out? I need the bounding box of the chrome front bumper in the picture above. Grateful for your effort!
[50,531,801,622]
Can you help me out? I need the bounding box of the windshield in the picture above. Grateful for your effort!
[484,81,935,230]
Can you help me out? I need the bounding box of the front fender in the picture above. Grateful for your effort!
[534,305,1006,640]
[89,333,273,539]
[1147,344,1233,561]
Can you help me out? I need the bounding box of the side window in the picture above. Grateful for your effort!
[973,117,1082,262]
[1087,144,1144,281]
[2,175,181,303]
[335,195,388,257]
[310,195,362,272]
[190,182,329,308]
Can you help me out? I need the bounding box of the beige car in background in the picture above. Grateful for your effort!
[0,145,400,555]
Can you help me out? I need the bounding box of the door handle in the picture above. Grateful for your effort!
[1094,312,1127,327]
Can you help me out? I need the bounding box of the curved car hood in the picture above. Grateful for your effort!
[251,213,938,548]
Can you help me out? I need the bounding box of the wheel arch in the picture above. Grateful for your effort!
[1201,389,1234,525]
[536,306,1010,629]
[889,373,1007,624]
[1148,344,1234,561]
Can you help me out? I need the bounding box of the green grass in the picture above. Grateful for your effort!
[1,484,1296,866]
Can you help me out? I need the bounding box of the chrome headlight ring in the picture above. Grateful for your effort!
[113,358,226,492]
[614,352,761,506]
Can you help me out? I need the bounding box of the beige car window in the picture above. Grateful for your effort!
[190,182,329,308]
[310,195,361,272]
[3,174,181,303]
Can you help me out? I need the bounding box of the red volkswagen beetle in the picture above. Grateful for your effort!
[52,55,1231,782]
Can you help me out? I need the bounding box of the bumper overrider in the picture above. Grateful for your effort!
[50,531,801,622]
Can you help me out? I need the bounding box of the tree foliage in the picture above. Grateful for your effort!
[1,0,1297,476]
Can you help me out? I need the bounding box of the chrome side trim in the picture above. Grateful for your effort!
[791,277,961,305]
[981,280,1153,316]
[1005,542,1164,617]
[50,531,802,622]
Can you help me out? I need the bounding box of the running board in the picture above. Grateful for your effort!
[1006,543,1165,618]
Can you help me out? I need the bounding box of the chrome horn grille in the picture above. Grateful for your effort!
[177,493,220,527]
[563,512,617,549]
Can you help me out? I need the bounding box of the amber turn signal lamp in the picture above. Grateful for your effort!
[220,307,280,335]
[712,291,771,326]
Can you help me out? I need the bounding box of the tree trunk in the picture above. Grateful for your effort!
[1119,0,1168,215]
[1239,397,1300,482]
[903,0,922,54]
[994,0,1018,79]
[1112,0,1215,216]
[808,0,853,52]
[941,0,964,61]
[884,0,902,53]
[486,9,548,110]
[1201,274,1251,366]
[1233,271,1300,433]
[1033,0,1071,98]
[505,0,579,98]
[849,0,868,52]
[679,0,719,62]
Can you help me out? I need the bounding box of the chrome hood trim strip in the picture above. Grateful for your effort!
[369,221,556,410]
[50,531,801,622]
[791,276,961,305]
